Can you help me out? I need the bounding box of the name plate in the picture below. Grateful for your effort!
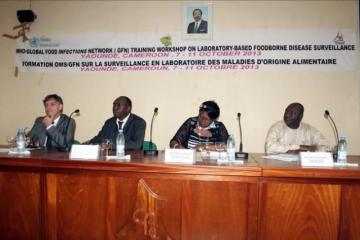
[70,144,100,160]
[165,148,195,164]
[300,152,334,167]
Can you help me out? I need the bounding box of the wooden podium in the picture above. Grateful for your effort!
[0,149,359,240]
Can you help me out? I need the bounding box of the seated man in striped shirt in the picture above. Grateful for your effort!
[170,101,228,151]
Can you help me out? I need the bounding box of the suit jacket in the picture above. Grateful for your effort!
[89,114,146,150]
[187,20,208,34]
[27,114,76,148]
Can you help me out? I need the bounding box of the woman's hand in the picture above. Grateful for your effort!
[170,140,183,149]
[194,127,212,138]
[195,143,216,152]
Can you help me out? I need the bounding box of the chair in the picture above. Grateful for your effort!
[142,141,157,151]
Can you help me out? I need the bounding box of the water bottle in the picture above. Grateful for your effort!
[227,134,236,161]
[16,128,26,152]
[116,129,126,158]
[337,134,347,164]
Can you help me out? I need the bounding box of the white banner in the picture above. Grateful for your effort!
[16,29,357,72]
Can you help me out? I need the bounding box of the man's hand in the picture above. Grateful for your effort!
[286,149,300,154]
[287,145,317,154]
[42,115,54,128]
[299,145,317,152]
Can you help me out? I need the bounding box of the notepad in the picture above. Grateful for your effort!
[263,154,299,162]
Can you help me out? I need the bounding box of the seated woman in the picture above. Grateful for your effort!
[169,101,229,151]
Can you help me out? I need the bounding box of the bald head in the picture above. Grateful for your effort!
[283,102,304,129]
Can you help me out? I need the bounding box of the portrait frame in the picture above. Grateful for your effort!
[182,2,213,40]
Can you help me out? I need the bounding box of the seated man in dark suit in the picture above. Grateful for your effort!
[187,8,208,34]
[27,94,76,148]
[88,96,146,150]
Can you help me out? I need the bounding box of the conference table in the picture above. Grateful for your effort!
[0,148,359,240]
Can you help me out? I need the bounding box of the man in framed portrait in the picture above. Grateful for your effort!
[187,8,208,34]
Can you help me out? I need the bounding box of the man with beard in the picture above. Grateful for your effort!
[265,102,329,154]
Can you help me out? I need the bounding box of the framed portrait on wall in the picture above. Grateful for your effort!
[182,2,213,40]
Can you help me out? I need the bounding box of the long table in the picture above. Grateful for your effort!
[0,149,359,240]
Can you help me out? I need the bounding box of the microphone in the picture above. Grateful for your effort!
[58,109,80,152]
[144,107,158,156]
[237,113,243,152]
[324,110,339,159]
[235,112,248,160]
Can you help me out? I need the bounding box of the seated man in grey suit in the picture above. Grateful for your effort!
[88,96,146,150]
[27,94,76,148]
[187,8,208,34]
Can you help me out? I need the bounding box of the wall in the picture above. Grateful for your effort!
[0,0,359,154]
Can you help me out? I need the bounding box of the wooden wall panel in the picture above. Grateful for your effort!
[2,152,360,240]
[181,180,258,240]
[45,173,257,240]
[45,174,185,240]
[48,174,110,240]
[111,177,183,240]
[259,182,341,240]
[141,178,183,240]
[0,172,40,240]
[340,185,360,240]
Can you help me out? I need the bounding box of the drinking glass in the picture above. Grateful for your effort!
[215,142,225,158]
[101,139,112,157]
[6,136,16,148]
[200,138,211,160]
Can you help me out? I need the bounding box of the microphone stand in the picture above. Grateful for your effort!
[324,110,339,160]
[58,109,79,152]
[144,108,158,156]
[235,113,248,160]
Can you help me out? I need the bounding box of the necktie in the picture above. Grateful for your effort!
[118,120,123,130]
[194,22,199,33]
[46,136,52,147]
[46,121,56,147]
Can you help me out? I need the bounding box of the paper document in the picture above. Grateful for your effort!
[106,155,131,161]
[263,154,299,162]
[8,148,31,155]
[217,159,244,165]
[334,162,359,167]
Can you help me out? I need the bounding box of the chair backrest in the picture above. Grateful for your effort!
[142,141,157,150]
